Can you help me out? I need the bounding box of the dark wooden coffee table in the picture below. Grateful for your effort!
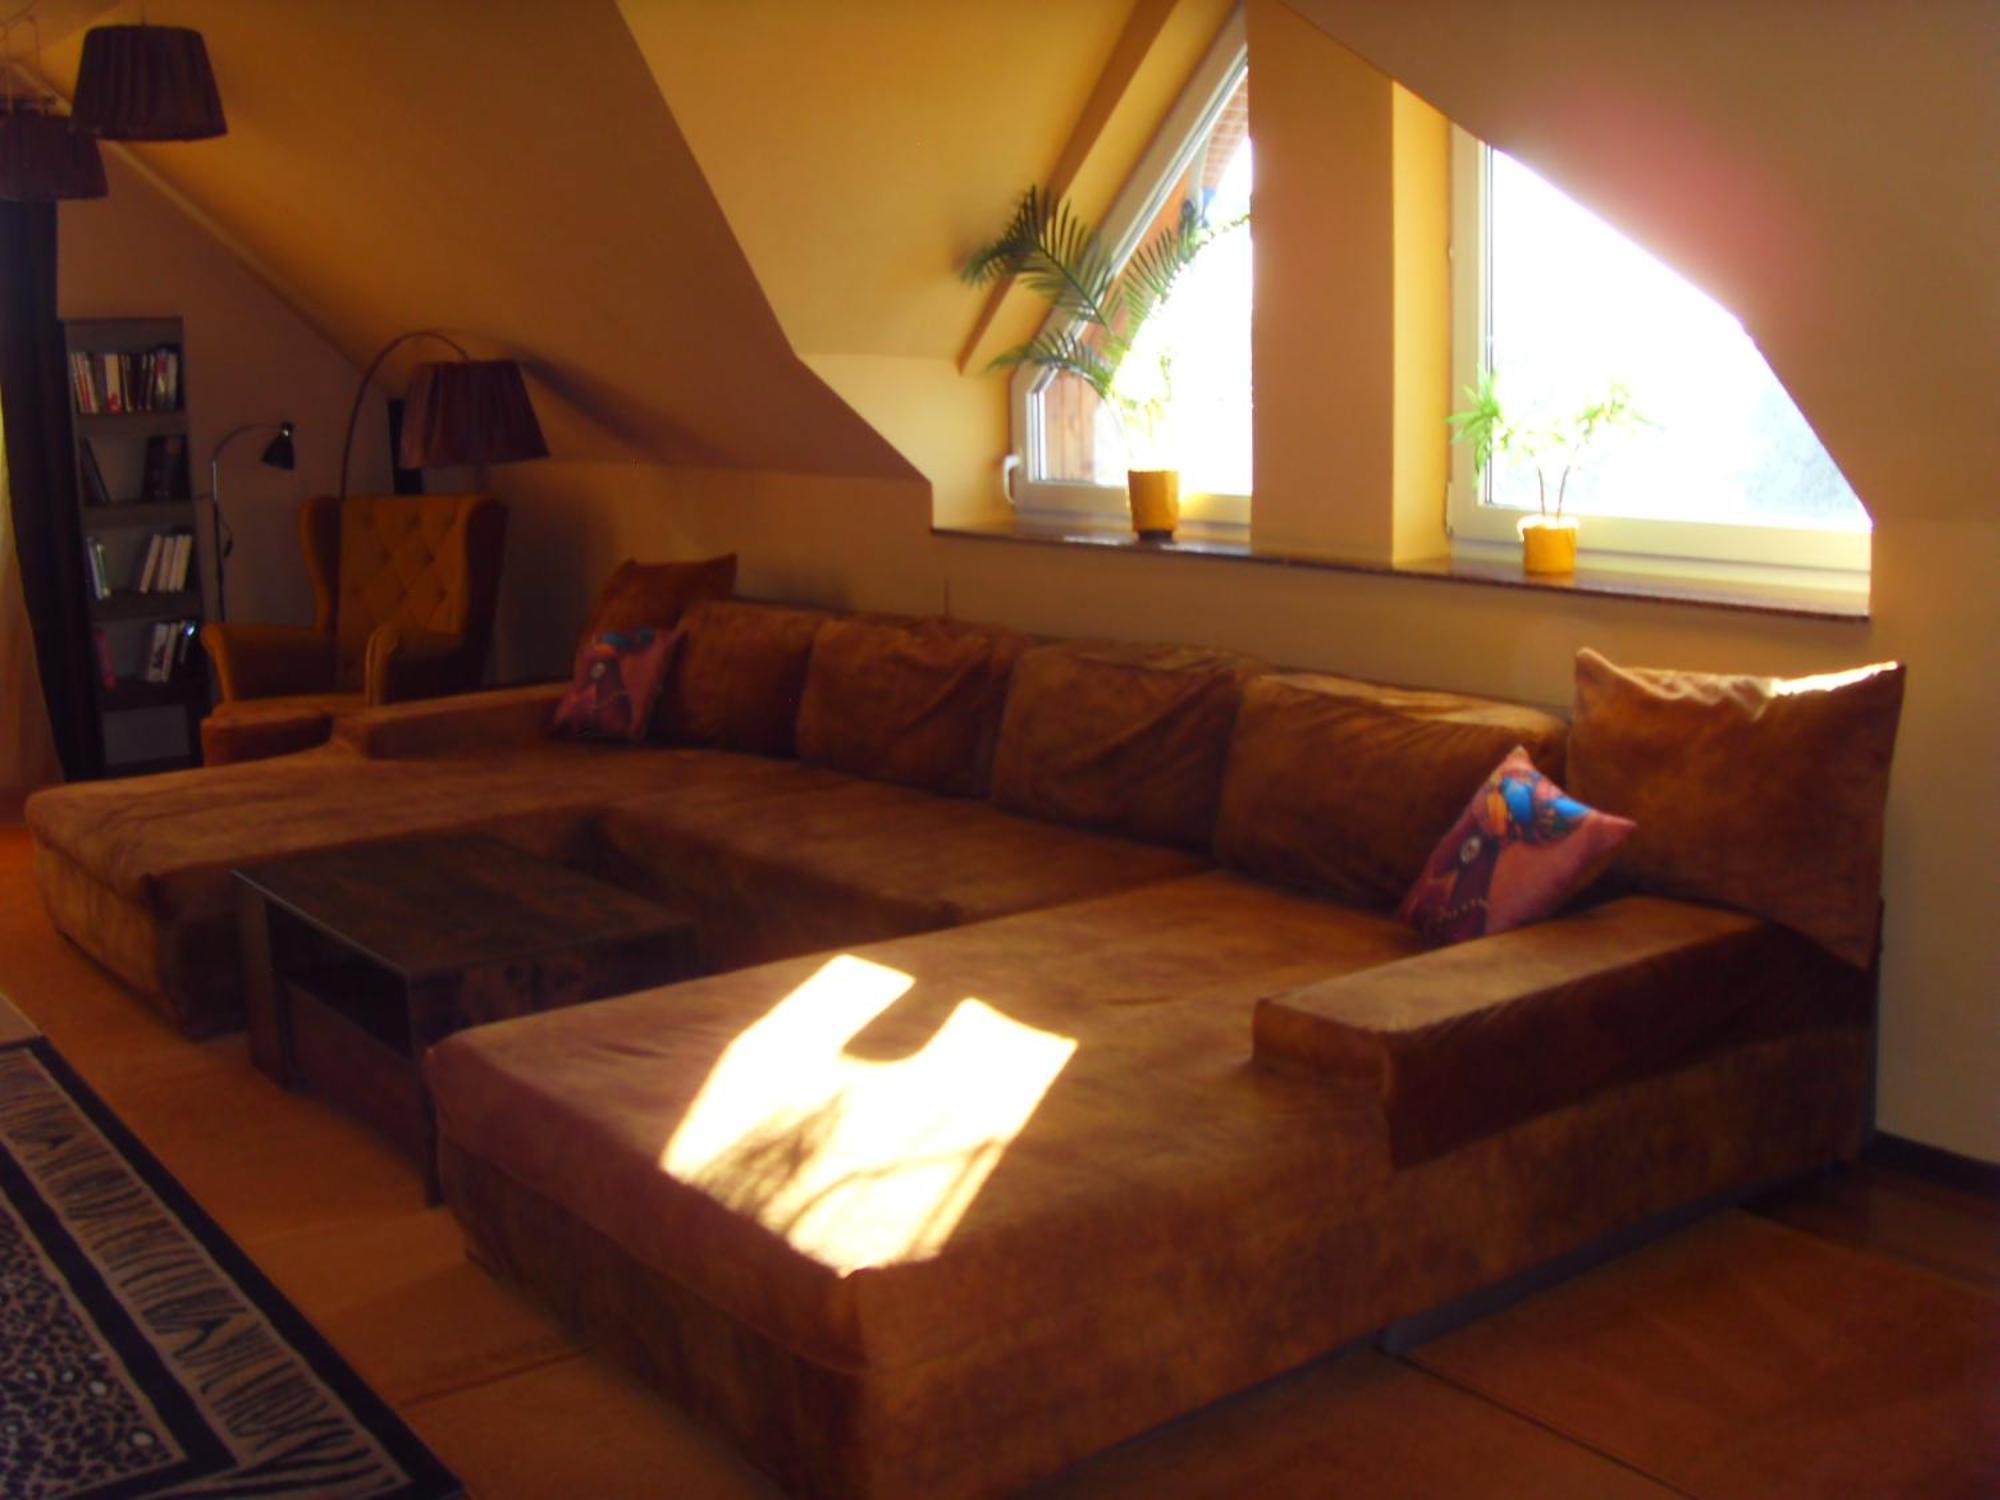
[234,833,698,1200]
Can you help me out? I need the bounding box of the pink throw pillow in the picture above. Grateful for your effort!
[1398,746,1635,945]
[550,628,674,743]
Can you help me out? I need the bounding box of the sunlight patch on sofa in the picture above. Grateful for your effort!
[661,954,1076,1273]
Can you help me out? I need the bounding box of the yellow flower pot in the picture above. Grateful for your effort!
[1520,516,1579,575]
[1127,469,1180,540]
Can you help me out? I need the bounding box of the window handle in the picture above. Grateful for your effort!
[1000,453,1021,510]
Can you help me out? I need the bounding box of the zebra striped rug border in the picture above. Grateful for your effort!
[0,1028,460,1498]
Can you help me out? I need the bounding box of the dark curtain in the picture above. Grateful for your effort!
[0,201,98,779]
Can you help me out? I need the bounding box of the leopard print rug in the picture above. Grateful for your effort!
[0,1032,458,1498]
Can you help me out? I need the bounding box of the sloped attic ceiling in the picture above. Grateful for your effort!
[615,0,1136,362]
[37,1,915,478]
[1285,0,2000,527]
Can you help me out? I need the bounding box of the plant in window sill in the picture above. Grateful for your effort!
[1447,370,1641,573]
[962,186,1245,539]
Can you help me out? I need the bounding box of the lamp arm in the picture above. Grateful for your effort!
[338,329,472,499]
[208,420,288,624]
[208,421,283,503]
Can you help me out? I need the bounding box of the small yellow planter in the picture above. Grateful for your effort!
[1127,469,1180,540]
[1520,516,1579,575]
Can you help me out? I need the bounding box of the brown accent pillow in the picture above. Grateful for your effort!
[582,554,736,639]
[1215,673,1570,909]
[1567,647,1906,968]
[654,600,829,756]
[795,615,1029,798]
[989,641,1264,852]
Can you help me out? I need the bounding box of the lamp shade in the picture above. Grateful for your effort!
[72,25,227,141]
[0,105,107,200]
[398,359,548,469]
[260,422,296,470]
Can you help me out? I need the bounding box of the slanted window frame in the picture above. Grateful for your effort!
[1446,127,1871,590]
[1008,10,1250,533]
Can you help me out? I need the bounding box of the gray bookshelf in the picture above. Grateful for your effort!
[65,316,208,776]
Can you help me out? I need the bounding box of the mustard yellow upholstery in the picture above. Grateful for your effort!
[202,494,507,720]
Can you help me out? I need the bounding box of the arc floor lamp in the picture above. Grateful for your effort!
[207,420,294,622]
[338,331,546,498]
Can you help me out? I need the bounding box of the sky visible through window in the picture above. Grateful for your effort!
[1486,150,1869,532]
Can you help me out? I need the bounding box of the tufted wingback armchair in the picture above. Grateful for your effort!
[200,495,507,754]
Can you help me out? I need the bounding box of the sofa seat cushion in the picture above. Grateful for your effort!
[595,775,1206,972]
[200,692,365,766]
[427,871,1419,1374]
[24,742,842,926]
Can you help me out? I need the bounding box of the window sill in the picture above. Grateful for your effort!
[931,519,1869,622]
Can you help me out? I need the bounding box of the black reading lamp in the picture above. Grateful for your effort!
[208,421,294,621]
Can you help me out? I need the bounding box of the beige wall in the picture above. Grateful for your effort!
[48,3,1996,1161]
[480,4,1996,1164]
[58,149,385,630]
[492,463,1994,1165]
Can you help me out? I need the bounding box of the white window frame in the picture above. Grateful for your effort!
[1447,128,1870,591]
[1009,9,1250,533]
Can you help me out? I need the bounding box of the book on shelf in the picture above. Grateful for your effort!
[78,439,112,505]
[140,619,199,684]
[139,433,187,501]
[167,533,193,591]
[69,351,101,414]
[92,627,115,689]
[135,534,163,592]
[86,538,110,599]
[143,622,173,682]
[69,346,183,417]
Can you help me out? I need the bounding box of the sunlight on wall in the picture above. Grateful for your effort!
[661,955,1077,1274]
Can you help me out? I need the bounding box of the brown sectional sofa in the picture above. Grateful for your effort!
[23,599,1881,1498]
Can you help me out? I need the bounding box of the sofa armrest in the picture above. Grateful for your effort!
[201,622,336,702]
[333,682,567,759]
[363,624,483,706]
[1254,895,1874,1168]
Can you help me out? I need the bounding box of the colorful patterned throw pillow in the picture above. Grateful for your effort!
[1398,745,1635,945]
[550,628,674,743]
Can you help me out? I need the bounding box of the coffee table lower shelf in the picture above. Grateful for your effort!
[234,835,699,1201]
[283,974,432,1184]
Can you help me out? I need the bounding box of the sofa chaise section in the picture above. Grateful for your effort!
[24,737,859,1035]
[428,873,1872,1500]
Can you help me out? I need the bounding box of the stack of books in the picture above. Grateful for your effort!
[69,346,182,414]
[83,531,196,599]
[90,620,201,687]
[140,619,201,683]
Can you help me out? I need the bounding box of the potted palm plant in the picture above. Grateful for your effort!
[1449,370,1638,574]
[962,186,1243,539]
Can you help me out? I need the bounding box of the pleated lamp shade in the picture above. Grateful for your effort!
[0,105,107,200]
[397,360,548,470]
[72,25,227,141]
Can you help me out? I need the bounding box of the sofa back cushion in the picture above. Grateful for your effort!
[1567,647,1906,968]
[795,615,1030,798]
[654,600,829,756]
[1215,672,1570,910]
[989,641,1263,851]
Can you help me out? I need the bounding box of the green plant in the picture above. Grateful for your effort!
[1447,369,1640,519]
[961,186,1243,465]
